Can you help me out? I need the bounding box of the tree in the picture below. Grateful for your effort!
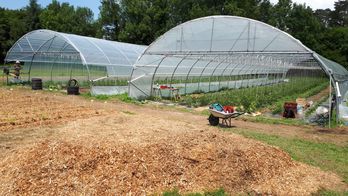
[118,0,172,45]
[273,0,292,30]
[7,10,27,49]
[0,8,27,64]
[0,0,347,69]
[259,0,274,24]
[330,0,348,27]
[315,9,332,28]
[39,0,95,36]
[169,0,210,25]
[320,27,348,68]
[98,0,121,40]
[287,3,323,51]
[39,0,68,32]
[0,8,10,63]
[223,0,246,16]
[73,7,96,36]
[236,0,262,19]
[25,0,41,31]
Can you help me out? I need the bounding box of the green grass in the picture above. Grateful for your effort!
[22,63,106,77]
[92,79,128,86]
[313,189,348,196]
[240,115,307,126]
[80,92,139,104]
[226,128,348,184]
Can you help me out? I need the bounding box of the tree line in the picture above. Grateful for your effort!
[0,0,347,69]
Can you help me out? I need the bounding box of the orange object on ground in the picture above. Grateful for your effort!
[223,106,234,113]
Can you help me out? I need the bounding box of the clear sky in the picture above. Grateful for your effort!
[0,0,337,20]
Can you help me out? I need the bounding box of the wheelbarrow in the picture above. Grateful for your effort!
[208,109,244,127]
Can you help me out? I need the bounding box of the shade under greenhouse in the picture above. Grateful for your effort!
[5,29,147,94]
[128,16,348,122]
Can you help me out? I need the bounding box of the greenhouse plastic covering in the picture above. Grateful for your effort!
[129,16,348,121]
[5,29,147,79]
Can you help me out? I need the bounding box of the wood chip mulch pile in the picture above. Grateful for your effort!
[0,132,343,195]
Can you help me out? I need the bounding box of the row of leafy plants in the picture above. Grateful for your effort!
[180,77,329,114]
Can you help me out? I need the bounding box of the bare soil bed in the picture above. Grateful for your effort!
[0,87,110,132]
[0,87,346,195]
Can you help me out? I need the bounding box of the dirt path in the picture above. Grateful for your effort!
[0,87,347,195]
[306,86,330,103]
[2,87,346,145]
[134,104,348,146]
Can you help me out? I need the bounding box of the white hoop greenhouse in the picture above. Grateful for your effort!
[5,29,146,94]
[129,16,348,121]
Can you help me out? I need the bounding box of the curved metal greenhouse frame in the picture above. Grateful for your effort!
[5,29,146,93]
[129,16,348,121]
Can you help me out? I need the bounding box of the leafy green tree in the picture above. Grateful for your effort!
[330,0,348,27]
[287,3,323,51]
[0,8,10,63]
[0,8,27,64]
[259,0,274,24]
[188,2,210,19]
[320,27,348,68]
[73,7,96,36]
[0,0,347,69]
[39,0,71,32]
[236,0,261,19]
[39,0,95,36]
[273,0,292,30]
[25,0,41,31]
[315,9,332,28]
[118,0,172,45]
[98,0,121,40]
[7,10,27,49]
[223,0,246,16]
[169,0,208,25]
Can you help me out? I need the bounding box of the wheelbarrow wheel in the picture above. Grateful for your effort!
[208,114,219,126]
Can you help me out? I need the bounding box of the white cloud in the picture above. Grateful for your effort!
[269,0,336,10]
